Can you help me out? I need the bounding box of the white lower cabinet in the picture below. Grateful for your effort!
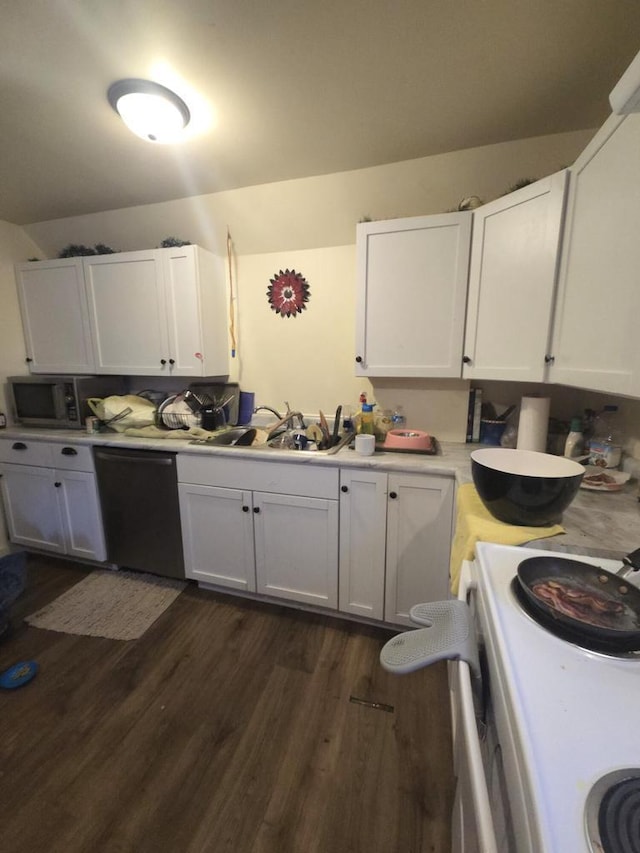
[0,440,106,562]
[338,470,387,620]
[339,469,455,626]
[178,456,339,609]
[254,491,338,608]
[178,483,256,592]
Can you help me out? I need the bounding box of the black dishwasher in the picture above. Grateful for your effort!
[93,447,185,579]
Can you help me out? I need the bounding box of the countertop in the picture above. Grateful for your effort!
[2,427,639,564]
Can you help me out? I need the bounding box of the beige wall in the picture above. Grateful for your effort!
[10,128,595,441]
[23,129,593,258]
[0,221,44,550]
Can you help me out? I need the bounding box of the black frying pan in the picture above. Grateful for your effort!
[517,555,640,650]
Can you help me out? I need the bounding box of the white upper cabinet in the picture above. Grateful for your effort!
[355,213,472,377]
[462,171,568,382]
[16,258,96,374]
[84,250,166,375]
[84,245,229,377]
[548,113,640,396]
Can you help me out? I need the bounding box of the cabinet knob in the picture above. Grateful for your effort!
[242,505,249,512]
[253,506,260,514]
[462,355,471,364]
[160,359,167,366]
[169,358,175,365]
[545,354,555,364]
[341,485,349,493]
[11,442,27,451]
[389,491,398,500]
[25,357,33,363]
[54,481,62,488]
[61,447,78,456]
[355,356,363,363]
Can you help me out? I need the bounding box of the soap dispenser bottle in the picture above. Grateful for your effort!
[360,402,375,434]
[563,417,584,458]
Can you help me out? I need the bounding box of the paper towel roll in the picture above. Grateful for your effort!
[517,396,550,452]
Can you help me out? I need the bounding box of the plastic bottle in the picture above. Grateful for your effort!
[391,405,406,428]
[360,402,375,434]
[563,417,584,458]
[589,405,622,468]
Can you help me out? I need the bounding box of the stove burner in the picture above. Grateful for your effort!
[510,579,640,658]
[585,770,640,853]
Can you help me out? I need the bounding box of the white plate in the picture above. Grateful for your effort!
[580,466,631,491]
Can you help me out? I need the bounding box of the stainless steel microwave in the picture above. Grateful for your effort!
[7,375,125,429]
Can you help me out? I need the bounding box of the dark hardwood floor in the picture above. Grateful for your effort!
[0,553,454,853]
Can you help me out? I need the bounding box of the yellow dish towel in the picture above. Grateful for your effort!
[449,483,565,595]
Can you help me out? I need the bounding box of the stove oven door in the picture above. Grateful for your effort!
[450,562,514,853]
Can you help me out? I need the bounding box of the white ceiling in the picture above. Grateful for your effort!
[2,0,640,226]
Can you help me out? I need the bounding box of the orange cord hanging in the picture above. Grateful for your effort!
[226,227,237,358]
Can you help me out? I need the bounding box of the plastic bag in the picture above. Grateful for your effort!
[87,395,156,432]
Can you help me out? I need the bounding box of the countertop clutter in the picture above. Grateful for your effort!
[2,426,639,564]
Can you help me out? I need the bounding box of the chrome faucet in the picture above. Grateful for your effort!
[254,402,307,436]
[253,405,283,420]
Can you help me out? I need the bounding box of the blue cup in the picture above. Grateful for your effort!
[480,419,507,446]
[237,391,255,425]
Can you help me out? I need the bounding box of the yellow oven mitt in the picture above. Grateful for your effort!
[450,483,565,595]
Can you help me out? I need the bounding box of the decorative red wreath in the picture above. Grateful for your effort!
[267,269,310,318]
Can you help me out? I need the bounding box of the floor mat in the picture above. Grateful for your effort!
[25,569,186,640]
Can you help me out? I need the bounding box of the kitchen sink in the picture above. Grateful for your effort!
[190,428,353,455]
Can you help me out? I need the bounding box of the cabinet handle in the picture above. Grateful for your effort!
[169,358,175,365]
[160,359,167,366]
[389,491,398,500]
[54,481,62,488]
[61,447,78,456]
[253,507,260,514]
[462,355,471,364]
[11,442,27,451]
[341,485,349,493]
[355,356,363,364]
[242,505,249,512]
[545,354,555,364]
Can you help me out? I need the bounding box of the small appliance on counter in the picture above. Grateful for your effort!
[7,374,126,429]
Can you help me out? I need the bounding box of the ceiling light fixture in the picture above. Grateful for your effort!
[107,78,191,143]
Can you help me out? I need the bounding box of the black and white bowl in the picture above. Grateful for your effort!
[471,448,585,526]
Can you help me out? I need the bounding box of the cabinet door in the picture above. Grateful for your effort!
[178,483,256,591]
[254,492,338,608]
[84,251,170,375]
[549,113,640,395]
[463,171,568,382]
[355,213,472,377]
[338,469,387,620]
[163,245,229,377]
[57,469,107,562]
[15,258,95,373]
[0,463,65,553]
[385,473,454,625]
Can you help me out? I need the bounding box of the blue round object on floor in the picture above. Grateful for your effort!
[0,660,38,689]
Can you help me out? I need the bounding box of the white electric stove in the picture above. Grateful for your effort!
[466,541,640,853]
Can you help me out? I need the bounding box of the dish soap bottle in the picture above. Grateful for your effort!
[589,405,622,468]
[360,402,375,434]
[563,417,584,458]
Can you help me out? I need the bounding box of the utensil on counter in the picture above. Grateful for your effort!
[331,406,342,448]
[496,404,517,421]
[232,427,256,446]
[183,390,204,413]
[319,410,331,448]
